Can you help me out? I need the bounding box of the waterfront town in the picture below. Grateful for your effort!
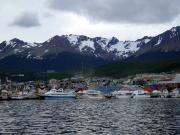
[0,73,180,100]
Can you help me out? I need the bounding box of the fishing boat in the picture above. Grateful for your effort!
[11,95,25,100]
[43,88,76,99]
[83,90,104,99]
[76,89,87,99]
[170,88,180,98]
[95,86,118,99]
[11,91,27,100]
[112,88,133,98]
[131,90,150,98]
[104,93,114,99]
[151,90,162,98]
[1,90,9,100]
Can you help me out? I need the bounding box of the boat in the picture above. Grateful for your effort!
[151,90,162,98]
[104,93,114,99]
[95,86,118,99]
[170,88,180,98]
[161,90,169,98]
[131,90,150,98]
[43,88,76,99]
[1,90,9,100]
[83,90,104,99]
[10,91,27,100]
[76,89,87,99]
[112,89,133,98]
[11,95,25,100]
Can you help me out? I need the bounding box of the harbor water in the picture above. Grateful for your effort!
[0,99,180,135]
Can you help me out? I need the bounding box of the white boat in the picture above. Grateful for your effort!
[1,90,9,100]
[170,88,180,98]
[11,90,37,100]
[43,88,76,99]
[11,95,25,100]
[112,90,133,98]
[132,90,150,98]
[76,90,87,99]
[84,90,104,99]
[151,90,162,98]
[161,90,169,98]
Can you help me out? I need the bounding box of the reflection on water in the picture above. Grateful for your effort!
[0,99,180,134]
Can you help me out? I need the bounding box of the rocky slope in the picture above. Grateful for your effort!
[0,26,180,70]
[0,35,152,61]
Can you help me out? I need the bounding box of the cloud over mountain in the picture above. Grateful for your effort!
[48,0,180,24]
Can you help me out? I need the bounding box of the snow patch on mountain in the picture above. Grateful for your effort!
[66,35,78,45]
[46,37,53,43]
[21,43,38,48]
[144,39,151,43]
[169,27,179,39]
[96,38,109,49]
[154,37,162,46]
[79,39,95,51]
[171,27,177,32]
[27,54,31,58]
[44,49,49,53]
[27,43,38,47]
[109,41,140,57]
[44,35,150,58]
[5,41,17,48]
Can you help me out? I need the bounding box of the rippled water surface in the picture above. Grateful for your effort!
[0,99,180,135]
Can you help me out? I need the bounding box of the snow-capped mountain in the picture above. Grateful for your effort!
[0,26,180,70]
[0,34,151,61]
[135,26,180,56]
[0,38,41,59]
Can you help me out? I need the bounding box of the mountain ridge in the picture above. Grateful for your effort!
[0,34,151,60]
[0,25,180,71]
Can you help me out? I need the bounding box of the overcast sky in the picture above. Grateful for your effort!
[0,0,180,42]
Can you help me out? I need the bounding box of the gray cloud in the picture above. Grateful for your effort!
[11,12,41,27]
[48,0,180,24]
[43,12,54,18]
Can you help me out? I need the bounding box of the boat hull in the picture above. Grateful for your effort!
[85,96,104,99]
[115,95,132,98]
[11,97,25,100]
[44,95,76,100]
[132,95,150,99]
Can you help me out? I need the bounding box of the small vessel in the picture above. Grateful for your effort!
[112,89,133,98]
[76,89,87,99]
[151,90,162,98]
[161,90,169,98]
[132,90,150,98]
[11,95,25,100]
[104,93,114,99]
[84,90,104,99]
[1,90,9,100]
[170,88,180,98]
[43,88,76,99]
[11,91,26,100]
[95,86,118,99]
